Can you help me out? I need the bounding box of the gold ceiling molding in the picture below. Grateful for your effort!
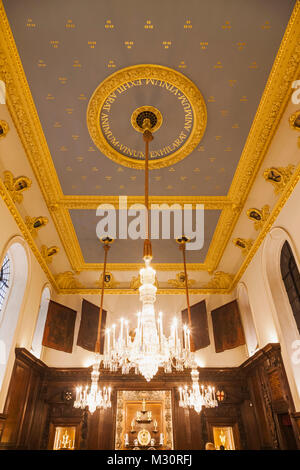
[263,165,296,195]
[59,195,231,210]
[231,163,300,290]
[226,3,300,211]
[86,64,207,169]
[58,287,226,295]
[3,170,31,203]
[130,275,142,290]
[80,262,206,272]
[246,205,270,231]
[0,5,64,207]
[204,205,240,273]
[289,109,300,131]
[0,2,299,291]
[232,238,254,257]
[49,204,85,270]
[167,272,196,288]
[55,271,82,289]
[49,198,209,272]
[0,177,57,289]
[0,119,9,138]
[41,245,59,264]
[204,271,234,290]
[25,216,48,238]
[95,272,120,289]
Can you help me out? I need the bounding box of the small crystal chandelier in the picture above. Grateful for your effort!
[102,112,197,381]
[74,238,113,413]
[176,240,218,413]
[179,369,218,413]
[74,357,111,414]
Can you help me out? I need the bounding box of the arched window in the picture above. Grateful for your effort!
[31,286,50,359]
[262,227,300,409]
[0,241,28,392]
[0,255,10,319]
[280,241,300,334]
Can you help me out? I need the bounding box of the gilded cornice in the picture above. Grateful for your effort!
[0,3,64,206]
[246,205,270,231]
[168,272,196,288]
[263,165,296,195]
[49,204,84,271]
[55,271,82,289]
[41,245,59,264]
[59,287,226,296]
[25,216,48,237]
[227,3,300,210]
[0,119,9,138]
[0,177,57,290]
[232,238,254,257]
[231,163,300,289]
[76,262,207,272]
[3,170,31,203]
[59,195,230,210]
[95,272,120,289]
[204,271,234,290]
[205,205,240,273]
[0,2,299,293]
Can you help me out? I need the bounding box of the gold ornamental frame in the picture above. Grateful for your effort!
[115,390,174,450]
[0,1,299,294]
[87,64,207,169]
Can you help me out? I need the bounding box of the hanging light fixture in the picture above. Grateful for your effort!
[176,238,218,413]
[74,237,113,413]
[102,111,196,381]
[179,369,218,413]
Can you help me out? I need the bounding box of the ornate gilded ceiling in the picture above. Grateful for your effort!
[0,0,299,294]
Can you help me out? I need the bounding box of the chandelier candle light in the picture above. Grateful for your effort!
[179,369,218,414]
[74,237,113,413]
[102,110,196,381]
[176,238,218,413]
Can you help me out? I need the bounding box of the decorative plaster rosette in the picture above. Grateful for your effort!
[87,64,207,169]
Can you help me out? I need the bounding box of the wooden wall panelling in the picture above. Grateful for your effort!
[241,343,300,449]
[0,413,6,442]
[239,399,261,449]
[0,349,46,449]
[2,344,298,450]
[291,412,300,441]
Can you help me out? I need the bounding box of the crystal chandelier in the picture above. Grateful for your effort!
[179,369,218,413]
[102,112,196,381]
[74,238,113,413]
[176,238,218,413]
[103,258,195,381]
[74,357,111,414]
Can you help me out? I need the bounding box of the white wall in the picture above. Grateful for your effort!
[42,290,248,368]
[0,198,49,412]
[240,179,300,410]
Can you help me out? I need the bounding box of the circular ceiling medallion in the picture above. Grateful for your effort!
[87,64,207,169]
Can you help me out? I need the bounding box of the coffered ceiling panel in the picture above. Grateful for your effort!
[70,209,221,264]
